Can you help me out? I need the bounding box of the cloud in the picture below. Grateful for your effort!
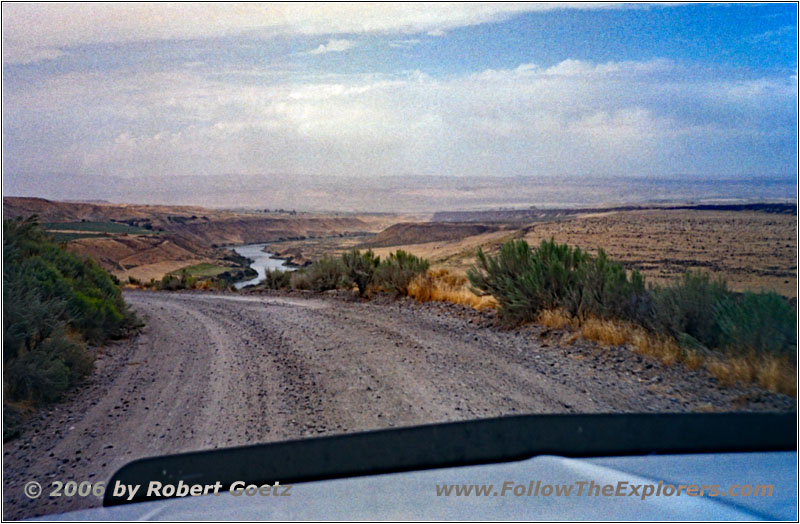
[388,38,422,48]
[307,39,356,55]
[2,3,632,64]
[747,25,795,44]
[4,58,794,182]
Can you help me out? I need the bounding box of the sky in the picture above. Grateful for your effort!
[2,3,797,209]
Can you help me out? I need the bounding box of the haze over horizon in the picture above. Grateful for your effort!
[2,3,797,211]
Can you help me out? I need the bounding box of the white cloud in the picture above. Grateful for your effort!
[747,25,795,44]
[388,39,422,48]
[4,58,793,181]
[307,39,356,55]
[1,3,630,64]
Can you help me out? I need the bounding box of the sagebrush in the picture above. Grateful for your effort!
[4,217,137,414]
[468,237,796,393]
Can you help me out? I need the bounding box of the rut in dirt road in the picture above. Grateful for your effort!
[4,290,794,519]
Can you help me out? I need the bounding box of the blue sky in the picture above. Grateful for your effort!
[2,3,797,204]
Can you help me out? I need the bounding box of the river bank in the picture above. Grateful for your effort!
[230,243,296,289]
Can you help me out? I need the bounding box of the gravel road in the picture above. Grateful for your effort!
[4,290,794,519]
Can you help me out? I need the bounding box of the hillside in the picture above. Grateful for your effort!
[2,197,405,281]
[2,197,382,245]
[362,222,503,248]
[175,215,374,246]
[2,197,218,224]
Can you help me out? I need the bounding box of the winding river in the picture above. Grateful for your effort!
[231,243,295,290]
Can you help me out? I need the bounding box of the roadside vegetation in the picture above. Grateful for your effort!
[467,238,796,395]
[127,262,256,291]
[3,217,139,439]
[256,248,430,298]
[407,268,497,310]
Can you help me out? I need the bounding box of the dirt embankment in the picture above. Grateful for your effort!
[3,290,794,520]
[176,216,375,246]
[362,222,504,248]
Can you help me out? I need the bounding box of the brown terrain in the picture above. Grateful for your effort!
[66,235,219,282]
[336,208,798,298]
[363,222,506,248]
[520,210,797,297]
[3,197,409,280]
[3,197,795,296]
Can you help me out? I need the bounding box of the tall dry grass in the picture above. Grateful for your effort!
[536,308,575,330]
[408,269,497,310]
[535,308,795,396]
[705,353,796,396]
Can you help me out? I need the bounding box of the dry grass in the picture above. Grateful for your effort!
[580,317,630,347]
[536,309,576,330]
[407,269,497,310]
[534,308,796,396]
[577,316,683,366]
[706,353,796,397]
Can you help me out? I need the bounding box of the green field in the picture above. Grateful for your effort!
[169,263,233,279]
[48,232,99,243]
[44,221,155,235]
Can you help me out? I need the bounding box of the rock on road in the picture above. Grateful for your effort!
[4,290,793,519]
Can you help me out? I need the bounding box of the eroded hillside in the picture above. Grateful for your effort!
[3,197,407,281]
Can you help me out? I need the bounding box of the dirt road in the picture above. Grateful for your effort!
[3,290,793,519]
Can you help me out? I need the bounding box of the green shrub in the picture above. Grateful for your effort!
[650,275,796,359]
[157,269,198,291]
[651,271,728,348]
[303,256,347,292]
[579,250,651,322]
[468,237,796,364]
[3,216,135,410]
[468,239,542,322]
[468,239,646,324]
[5,349,69,403]
[3,276,67,362]
[375,250,430,296]
[261,268,292,290]
[4,332,92,404]
[341,249,380,296]
[713,291,796,356]
[290,270,313,290]
[6,225,132,344]
[157,273,183,291]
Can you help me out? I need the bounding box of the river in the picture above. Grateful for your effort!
[231,243,295,289]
